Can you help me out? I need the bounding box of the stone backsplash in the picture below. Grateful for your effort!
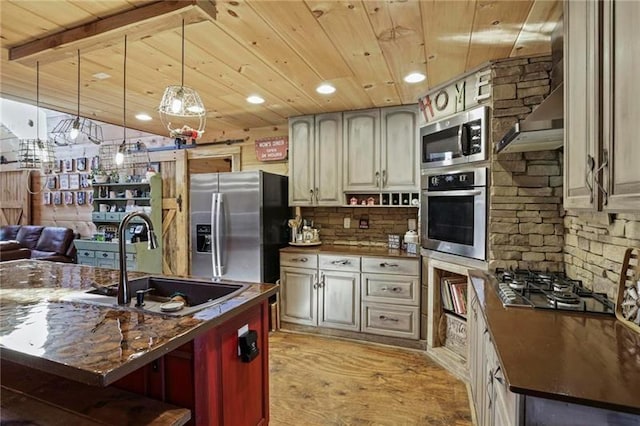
[564,212,640,298]
[489,55,565,271]
[300,207,418,246]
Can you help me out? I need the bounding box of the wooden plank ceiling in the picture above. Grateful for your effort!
[0,0,561,139]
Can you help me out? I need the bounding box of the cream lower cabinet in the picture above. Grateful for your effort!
[360,257,420,339]
[280,252,360,331]
[468,284,522,426]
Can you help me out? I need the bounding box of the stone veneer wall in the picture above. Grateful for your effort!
[300,207,417,246]
[564,213,640,297]
[489,55,564,272]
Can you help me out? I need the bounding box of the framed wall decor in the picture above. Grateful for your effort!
[43,192,51,205]
[76,191,86,205]
[54,160,63,173]
[68,174,80,190]
[87,191,93,204]
[90,156,100,171]
[47,176,57,190]
[53,192,62,205]
[76,157,87,171]
[59,174,69,190]
[80,174,90,188]
[64,191,74,205]
[63,159,74,172]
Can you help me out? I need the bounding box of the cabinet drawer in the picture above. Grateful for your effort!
[280,252,318,268]
[318,254,360,272]
[96,259,116,269]
[362,257,419,275]
[78,258,96,266]
[92,212,106,221]
[361,274,419,306]
[361,303,419,339]
[105,212,120,221]
[95,251,116,260]
[77,250,95,259]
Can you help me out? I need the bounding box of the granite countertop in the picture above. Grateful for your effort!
[0,259,277,387]
[280,244,419,259]
[468,269,640,414]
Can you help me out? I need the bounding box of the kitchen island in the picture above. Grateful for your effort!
[468,269,640,425]
[0,259,278,425]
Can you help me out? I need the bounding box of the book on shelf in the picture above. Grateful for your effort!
[440,275,468,317]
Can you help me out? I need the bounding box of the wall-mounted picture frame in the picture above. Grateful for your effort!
[47,176,57,190]
[53,192,62,205]
[43,192,51,205]
[63,159,74,172]
[87,191,94,205]
[80,173,90,188]
[54,160,63,173]
[64,191,74,205]
[76,157,87,171]
[68,174,80,190]
[90,155,100,171]
[59,174,69,190]
[76,191,86,205]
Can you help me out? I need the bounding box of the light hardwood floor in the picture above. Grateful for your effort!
[269,332,472,426]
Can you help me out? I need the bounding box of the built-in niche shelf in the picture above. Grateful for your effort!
[344,192,419,207]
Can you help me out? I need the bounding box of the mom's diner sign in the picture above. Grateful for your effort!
[255,136,288,161]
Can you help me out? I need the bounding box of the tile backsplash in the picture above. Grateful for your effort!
[300,207,418,246]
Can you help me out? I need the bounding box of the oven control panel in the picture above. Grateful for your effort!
[427,171,476,190]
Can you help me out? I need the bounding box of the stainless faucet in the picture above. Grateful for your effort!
[117,212,159,305]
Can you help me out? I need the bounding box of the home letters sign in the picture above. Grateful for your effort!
[255,136,288,161]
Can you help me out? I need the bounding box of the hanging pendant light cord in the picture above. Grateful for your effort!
[181,19,185,88]
[123,35,127,142]
[76,49,80,120]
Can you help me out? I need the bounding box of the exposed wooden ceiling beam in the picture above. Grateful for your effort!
[8,0,217,66]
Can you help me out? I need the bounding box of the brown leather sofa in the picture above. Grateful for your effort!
[0,225,77,263]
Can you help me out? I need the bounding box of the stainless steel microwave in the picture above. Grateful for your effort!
[420,105,488,169]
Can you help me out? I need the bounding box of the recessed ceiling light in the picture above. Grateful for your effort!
[92,72,111,80]
[316,83,336,94]
[247,95,265,104]
[404,72,426,83]
[135,113,152,121]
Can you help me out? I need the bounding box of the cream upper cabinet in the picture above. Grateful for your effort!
[343,109,381,191]
[564,0,599,210]
[288,113,342,206]
[380,105,419,191]
[344,106,419,192]
[602,0,640,211]
[564,0,640,212]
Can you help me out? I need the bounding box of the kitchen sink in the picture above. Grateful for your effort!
[65,276,248,317]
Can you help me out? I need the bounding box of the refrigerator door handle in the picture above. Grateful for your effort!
[211,193,225,278]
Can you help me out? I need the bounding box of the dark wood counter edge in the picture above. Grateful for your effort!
[467,269,640,415]
[0,285,278,388]
[280,245,419,259]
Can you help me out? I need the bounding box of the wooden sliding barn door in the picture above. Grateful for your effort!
[0,170,31,226]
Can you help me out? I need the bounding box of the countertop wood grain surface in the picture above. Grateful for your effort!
[469,269,640,414]
[0,259,277,386]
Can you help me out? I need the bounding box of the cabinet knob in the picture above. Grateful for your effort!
[292,257,308,263]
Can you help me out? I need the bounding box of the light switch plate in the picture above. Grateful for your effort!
[343,217,350,229]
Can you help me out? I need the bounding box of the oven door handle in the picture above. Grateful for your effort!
[423,189,482,197]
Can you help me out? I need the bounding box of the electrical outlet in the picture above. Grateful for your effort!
[343,217,351,229]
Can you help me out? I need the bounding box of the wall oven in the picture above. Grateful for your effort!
[420,105,488,169]
[421,168,487,261]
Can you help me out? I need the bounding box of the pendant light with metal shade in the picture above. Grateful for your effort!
[50,50,103,146]
[158,19,206,141]
[18,61,56,194]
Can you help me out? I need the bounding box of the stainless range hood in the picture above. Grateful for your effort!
[495,83,564,153]
[496,18,564,154]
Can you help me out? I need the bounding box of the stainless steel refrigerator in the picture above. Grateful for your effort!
[190,170,289,283]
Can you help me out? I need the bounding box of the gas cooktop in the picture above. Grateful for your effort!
[493,269,615,315]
